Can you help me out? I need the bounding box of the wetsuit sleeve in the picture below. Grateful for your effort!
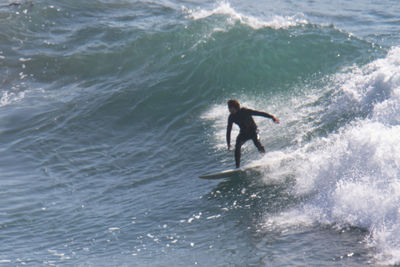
[226,115,233,147]
[247,109,274,119]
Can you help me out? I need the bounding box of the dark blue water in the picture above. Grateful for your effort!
[1,0,400,265]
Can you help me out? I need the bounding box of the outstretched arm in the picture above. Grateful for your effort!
[248,109,280,124]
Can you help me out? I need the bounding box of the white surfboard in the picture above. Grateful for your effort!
[199,164,262,180]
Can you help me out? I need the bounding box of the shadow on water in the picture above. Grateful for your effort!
[204,171,300,220]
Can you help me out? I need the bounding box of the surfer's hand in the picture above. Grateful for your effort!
[273,116,280,124]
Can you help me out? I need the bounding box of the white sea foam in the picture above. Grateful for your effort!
[183,2,307,30]
[264,119,400,264]
[259,47,400,264]
[324,47,400,122]
[0,91,25,107]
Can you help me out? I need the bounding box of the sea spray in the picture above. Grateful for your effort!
[259,47,400,264]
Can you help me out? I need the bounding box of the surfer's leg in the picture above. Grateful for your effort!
[252,132,265,153]
[234,141,244,168]
[235,133,249,168]
[234,145,241,168]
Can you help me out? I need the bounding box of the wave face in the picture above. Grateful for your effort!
[0,0,399,265]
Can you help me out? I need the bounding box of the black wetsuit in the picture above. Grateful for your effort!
[226,108,274,168]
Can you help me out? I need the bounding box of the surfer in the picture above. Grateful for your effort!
[226,99,279,168]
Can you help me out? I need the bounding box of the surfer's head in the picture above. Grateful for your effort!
[228,99,240,114]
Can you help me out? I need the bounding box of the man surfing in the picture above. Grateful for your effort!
[226,99,280,168]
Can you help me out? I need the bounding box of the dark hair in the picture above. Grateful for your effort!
[227,99,240,110]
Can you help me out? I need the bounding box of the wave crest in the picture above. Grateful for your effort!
[183,2,307,30]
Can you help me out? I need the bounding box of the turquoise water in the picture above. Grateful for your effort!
[1,0,400,266]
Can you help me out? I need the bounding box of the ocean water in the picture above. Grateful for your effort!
[1,0,400,266]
